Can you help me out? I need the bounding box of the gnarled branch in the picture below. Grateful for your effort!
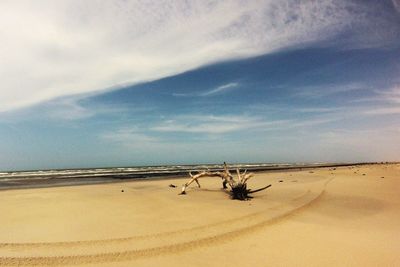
[180,162,270,200]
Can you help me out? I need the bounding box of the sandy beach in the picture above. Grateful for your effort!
[0,163,399,266]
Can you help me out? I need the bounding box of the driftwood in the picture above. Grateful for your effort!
[180,162,271,200]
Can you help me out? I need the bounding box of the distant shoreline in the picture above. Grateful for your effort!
[0,162,386,191]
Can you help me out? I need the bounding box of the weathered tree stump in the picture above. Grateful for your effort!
[180,162,271,200]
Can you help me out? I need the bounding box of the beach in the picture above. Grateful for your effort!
[0,163,399,266]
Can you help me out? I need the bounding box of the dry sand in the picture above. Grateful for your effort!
[0,163,399,266]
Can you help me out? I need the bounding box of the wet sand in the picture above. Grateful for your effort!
[0,163,399,266]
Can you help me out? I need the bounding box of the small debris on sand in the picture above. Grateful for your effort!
[121,190,124,192]
[169,184,177,188]
[381,177,385,178]
[279,180,283,183]
[362,174,366,176]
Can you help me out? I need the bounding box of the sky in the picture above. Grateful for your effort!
[0,0,400,171]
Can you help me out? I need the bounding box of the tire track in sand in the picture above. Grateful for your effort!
[0,188,313,250]
[0,178,333,266]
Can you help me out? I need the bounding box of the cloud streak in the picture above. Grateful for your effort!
[393,0,400,13]
[363,107,400,115]
[101,127,158,144]
[293,83,367,99]
[1,0,398,112]
[150,114,288,134]
[173,82,239,97]
[200,82,239,96]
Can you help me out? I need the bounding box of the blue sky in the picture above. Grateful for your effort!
[0,0,400,170]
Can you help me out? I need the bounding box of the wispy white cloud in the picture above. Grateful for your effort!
[317,126,400,160]
[44,98,99,120]
[289,117,339,128]
[172,82,239,97]
[293,107,343,113]
[200,82,239,96]
[363,107,400,115]
[1,0,396,112]
[358,85,400,103]
[150,113,340,135]
[101,127,158,144]
[392,0,400,13]
[46,99,131,121]
[378,85,400,104]
[150,114,288,134]
[293,83,367,98]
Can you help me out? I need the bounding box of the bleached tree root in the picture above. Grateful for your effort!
[180,162,271,200]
